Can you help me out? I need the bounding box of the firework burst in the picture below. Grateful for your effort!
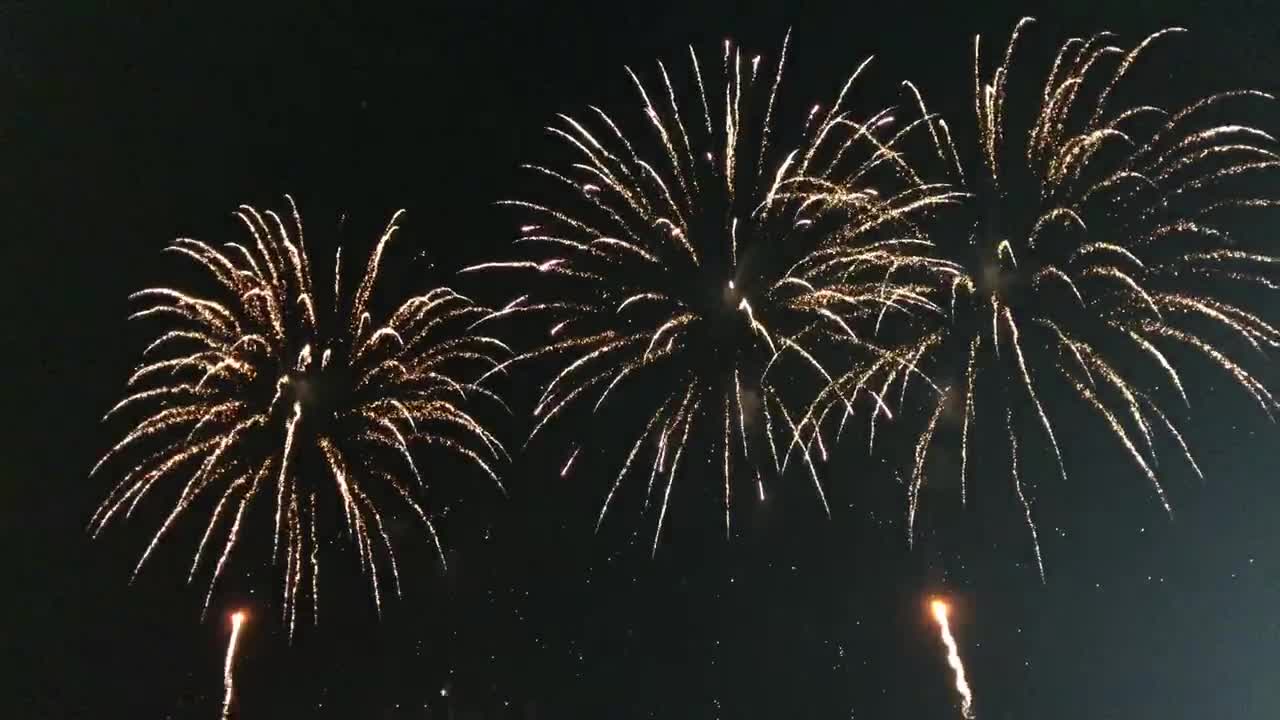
[91,198,508,632]
[471,35,960,550]
[815,19,1280,576]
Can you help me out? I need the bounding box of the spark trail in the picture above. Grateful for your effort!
[220,610,246,720]
[931,599,975,719]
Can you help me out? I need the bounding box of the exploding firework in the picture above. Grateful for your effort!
[811,19,1280,576]
[471,34,959,550]
[930,599,975,719]
[221,610,246,720]
[90,198,508,631]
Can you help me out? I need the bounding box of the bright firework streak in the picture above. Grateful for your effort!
[931,599,974,719]
[473,34,961,550]
[220,610,246,720]
[809,20,1280,575]
[91,198,508,632]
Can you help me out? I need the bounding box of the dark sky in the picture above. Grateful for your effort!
[4,1,1280,718]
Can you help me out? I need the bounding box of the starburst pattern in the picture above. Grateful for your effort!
[90,198,508,632]
[470,35,960,551]
[814,19,1280,577]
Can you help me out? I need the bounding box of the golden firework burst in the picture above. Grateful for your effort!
[91,197,509,633]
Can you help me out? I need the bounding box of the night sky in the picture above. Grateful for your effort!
[4,1,1280,718]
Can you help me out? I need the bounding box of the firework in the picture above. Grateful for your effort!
[220,610,246,720]
[815,20,1280,575]
[930,599,975,719]
[471,34,959,550]
[91,198,508,631]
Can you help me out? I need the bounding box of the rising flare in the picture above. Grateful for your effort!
[220,610,247,720]
[91,198,508,632]
[473,34,959,549]
[931,599,975,719]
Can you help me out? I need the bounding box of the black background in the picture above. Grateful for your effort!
[3,1,1279,718]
